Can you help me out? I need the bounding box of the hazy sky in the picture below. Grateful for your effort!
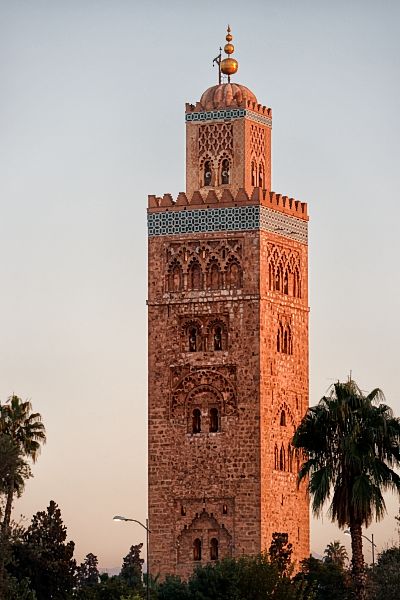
[1,0,399,569]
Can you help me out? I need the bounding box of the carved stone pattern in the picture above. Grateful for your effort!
[176,509,233,564]
[250,123,266,160]
[267,243,301,272]
[167,238,242,268]
[198,122,233,158]
[170,365,237,419]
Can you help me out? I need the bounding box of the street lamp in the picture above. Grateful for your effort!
[344,529,377,567]
[113,515,151,600]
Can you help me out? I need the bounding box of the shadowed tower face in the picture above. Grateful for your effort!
[147,28,310,579]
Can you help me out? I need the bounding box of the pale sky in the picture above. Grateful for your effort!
[1,0,399,570]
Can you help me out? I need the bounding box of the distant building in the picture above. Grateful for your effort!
[147,28,310,579]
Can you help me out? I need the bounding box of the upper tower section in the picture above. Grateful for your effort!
[185,27,272,198]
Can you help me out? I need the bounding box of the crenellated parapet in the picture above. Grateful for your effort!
[148,187,308,220]
[147,188,308,244]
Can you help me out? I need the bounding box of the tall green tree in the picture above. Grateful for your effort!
[292,379,400,600]
[77,553,100,589]
[0,396,46,534]
[11,500,76,599]
[366,546,400,600]
[120,544,144,593]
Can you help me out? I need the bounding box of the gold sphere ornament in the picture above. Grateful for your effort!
[220,57,238,76]
[224,43,234,55]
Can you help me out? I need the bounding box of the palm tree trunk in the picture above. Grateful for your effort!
[350,521,366,600]
[1,475,15,536]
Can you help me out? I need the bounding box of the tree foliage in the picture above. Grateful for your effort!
[11,500,76,599]
[292,379,400,600]
[120,543,144,592]
[366,547,400,600]
[0,396,46,535]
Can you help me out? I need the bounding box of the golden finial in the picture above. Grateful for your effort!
[220,25,238,83]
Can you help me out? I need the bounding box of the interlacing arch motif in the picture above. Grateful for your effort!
[198,122,233,157]
[166,239,243,292]
[170,366,237,420]
[267,243,302,298]
[250,123,266,159]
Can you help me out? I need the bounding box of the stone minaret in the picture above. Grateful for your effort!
[147,28,309,579]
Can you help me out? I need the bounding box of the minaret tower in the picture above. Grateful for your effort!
[147,28,309,579]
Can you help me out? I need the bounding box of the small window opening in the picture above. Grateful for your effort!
[189,327,197,352]
[283,270,289,295]
[181,505,186,516]
[280,410,286,426]
[222,504,228,515]
[210,538,219,561]
[274,444,279,470]
[221,159,230,184]
[193,538,202,561]
[204,161,212,186]
[214,326,223,351]
[251,161,256,187]
[258,163,264,188]
[192,408,201,434]
[279,445,285,471]
[209,407,219,433]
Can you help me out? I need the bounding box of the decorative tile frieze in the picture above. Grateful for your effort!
[147,205,307,244]
[185,108,272,128]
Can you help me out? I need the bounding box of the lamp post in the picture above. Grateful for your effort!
[344,529,376,567]
[113,515,151,600]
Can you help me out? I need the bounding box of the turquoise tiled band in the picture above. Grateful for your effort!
[147,205,307,244]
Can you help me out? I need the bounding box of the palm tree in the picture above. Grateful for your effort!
[0,395,46,534]
[292,380,400,600]
[324,540,348,569]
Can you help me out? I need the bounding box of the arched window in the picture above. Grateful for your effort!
[293,268,301,298]
[188,327,198,352]
[222,504,228,515]
[209,263,220,290]
[209,407,219,433]
[283,270,289,295]
[258,163,264,188]
[210,538,219,561]
[268,263,274,291]
[189,262,202,290]
[192,409,201,434]
[204,161,212,186]
[275,266,282,292]
[283,329,288,354]
[193,538,202,561]
[169,262,183,292]
[221,158,230,184]
[274,444,279,470]
[280,410,286,426]
[277,323,283,353]
[279,444,285,471]
[213,326,223,351]
[251,161,256,186]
